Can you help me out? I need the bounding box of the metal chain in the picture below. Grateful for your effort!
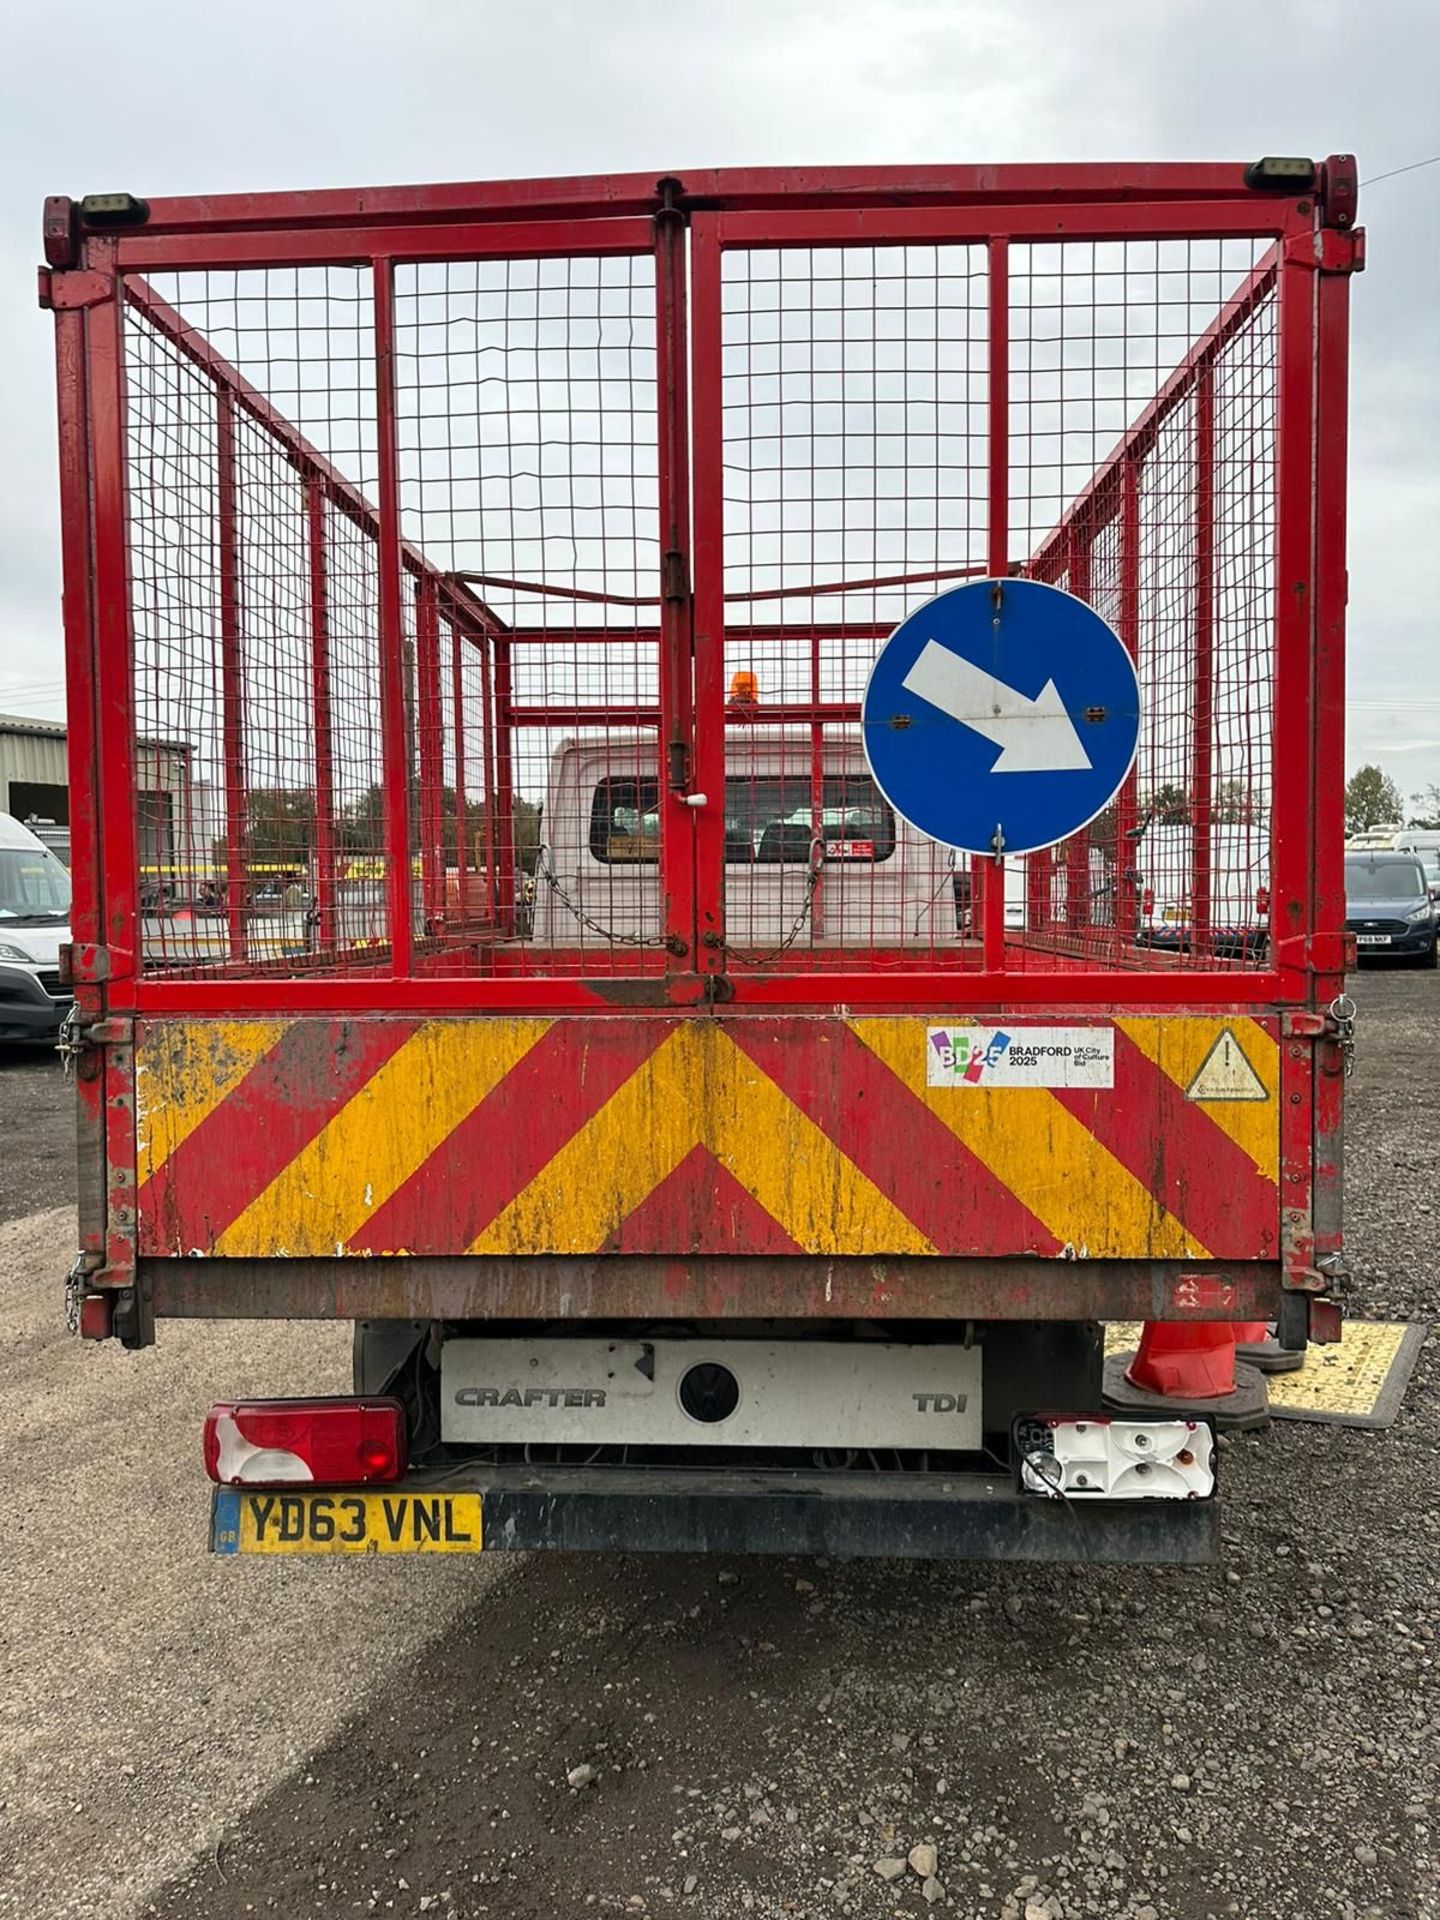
[724,855,822,969]
[57,1002,85,1080]
[540,845,825,967]
[1328,992,1358,1076]
[537,853,670,951]
[64,1251,86,1334]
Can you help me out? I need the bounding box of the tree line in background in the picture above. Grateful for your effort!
[218,785,543,874]
[1344,767,1440,838]
[223,770,1427,863]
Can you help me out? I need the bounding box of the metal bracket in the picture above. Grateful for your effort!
[42,195,78,269]
[654,175,688,229]
[64,1248,105,1334]
[36,268,114,312]
[1273,929,1355,975]
[1282,227,1365,275]
[1280,1009,1326,1037]
[110,1272,157,1352]
[87,1017,135,1047]
[661,547,690,605]
[1280,1266,1330,1294]
[68,943,135,983]
[1318,152,1359,231]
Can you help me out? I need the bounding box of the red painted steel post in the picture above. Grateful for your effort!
[372,258,413,975]
[477,629,496,915]
[215,386,248,963]
[1307,208,1361,1285]
[492,636,516,936]
[1311,206,1358,990]
[689,217,728,977]
[1027,848,1051,934]
[655,182,698,970]
[306,478,338,949]
[416,576,445,931]
[1190,362,1217,960]
[1271,252,1320,1005]
[449,622,470,908]
[983,237,1010,972]
[76,248,141,1295]
[810,626,825,938]
[1312,274,1352,994]
[51,286,108,1267]
[1114,454,1142,952]
[1065,532,1093,945]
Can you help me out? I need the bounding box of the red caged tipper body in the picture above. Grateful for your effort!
[42,157,1360,1560]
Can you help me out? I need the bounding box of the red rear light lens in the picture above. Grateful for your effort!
[1255,886,1270,916]
[1140,887,1154,915]
[203,1397,406,1487]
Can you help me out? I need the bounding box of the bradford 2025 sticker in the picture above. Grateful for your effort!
[927,1026,1115,1090]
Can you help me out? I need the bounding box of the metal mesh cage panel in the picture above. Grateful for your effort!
[113,218,1282,992]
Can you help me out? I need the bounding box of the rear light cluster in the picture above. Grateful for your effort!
[1255,885,1270,916]
[203,1397,406,1487]
[1140,886,1155,916]
[1015,1414,1216,1501]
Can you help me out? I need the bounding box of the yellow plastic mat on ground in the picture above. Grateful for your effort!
[1103,1320,1429,1430]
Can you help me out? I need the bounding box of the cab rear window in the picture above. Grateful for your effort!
[589,775,896,864]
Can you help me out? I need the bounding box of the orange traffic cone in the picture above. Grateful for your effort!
[1230,1319,1270,1346]
[1126,1320,1238,1399]
[1103,1319,1269,1430]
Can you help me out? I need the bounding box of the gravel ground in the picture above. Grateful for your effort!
[0,1041,75,1224]
[3,973,1437,1920]
[0,1209,509,1920]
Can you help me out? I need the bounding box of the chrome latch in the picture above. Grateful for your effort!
[1327,992,1357,1076]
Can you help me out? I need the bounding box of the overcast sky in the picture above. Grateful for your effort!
[0,0,1435,793]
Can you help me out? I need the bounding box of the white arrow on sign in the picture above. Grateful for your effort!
[901,639,1093,774]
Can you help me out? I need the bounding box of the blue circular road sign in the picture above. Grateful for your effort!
[861,578,1141,857]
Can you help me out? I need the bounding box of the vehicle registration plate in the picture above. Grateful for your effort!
[212,1487,482,1556]
[1354,934,1392,946]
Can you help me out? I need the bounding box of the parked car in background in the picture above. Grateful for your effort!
[1344,850,1437,968]
[1392,832,1440,919]
[0,812,74,1041]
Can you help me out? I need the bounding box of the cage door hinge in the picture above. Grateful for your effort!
[1282,227,1365,275]
[1273,929,1355,976]
[66,942,134,984]
[662,548,690,606]
[59,1007,133,1080]
[37,267,114,311]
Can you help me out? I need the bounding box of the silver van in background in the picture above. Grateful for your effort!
[0,813,74,1042]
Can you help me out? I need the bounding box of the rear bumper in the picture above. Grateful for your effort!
[1347,926,1435,959]
[211,1464,1217,1564]
[0,965,70,1040]
[148,1254,1286,1325]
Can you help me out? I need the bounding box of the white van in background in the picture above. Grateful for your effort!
[1134,820,1270,960]
[1393,830,1440,906]
[0,813,74,1042]
[532,731,1115,952]
[534,730,966,951]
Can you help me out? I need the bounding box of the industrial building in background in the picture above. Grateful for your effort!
[0,713,69,861]
[0,711,223,882]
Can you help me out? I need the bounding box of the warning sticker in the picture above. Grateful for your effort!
[1185,1028,1269,1102]
[927,1026,1114,1089]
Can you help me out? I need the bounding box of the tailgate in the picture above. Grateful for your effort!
[135,1013,1280,1262]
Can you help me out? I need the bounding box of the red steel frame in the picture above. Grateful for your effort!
[42,163,1361,1022]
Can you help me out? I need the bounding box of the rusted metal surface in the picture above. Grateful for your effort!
[148,1252,1283,1326]
[133,1013,1282,1264]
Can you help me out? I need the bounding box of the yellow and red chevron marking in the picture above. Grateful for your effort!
[134,1015,1281,1262]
